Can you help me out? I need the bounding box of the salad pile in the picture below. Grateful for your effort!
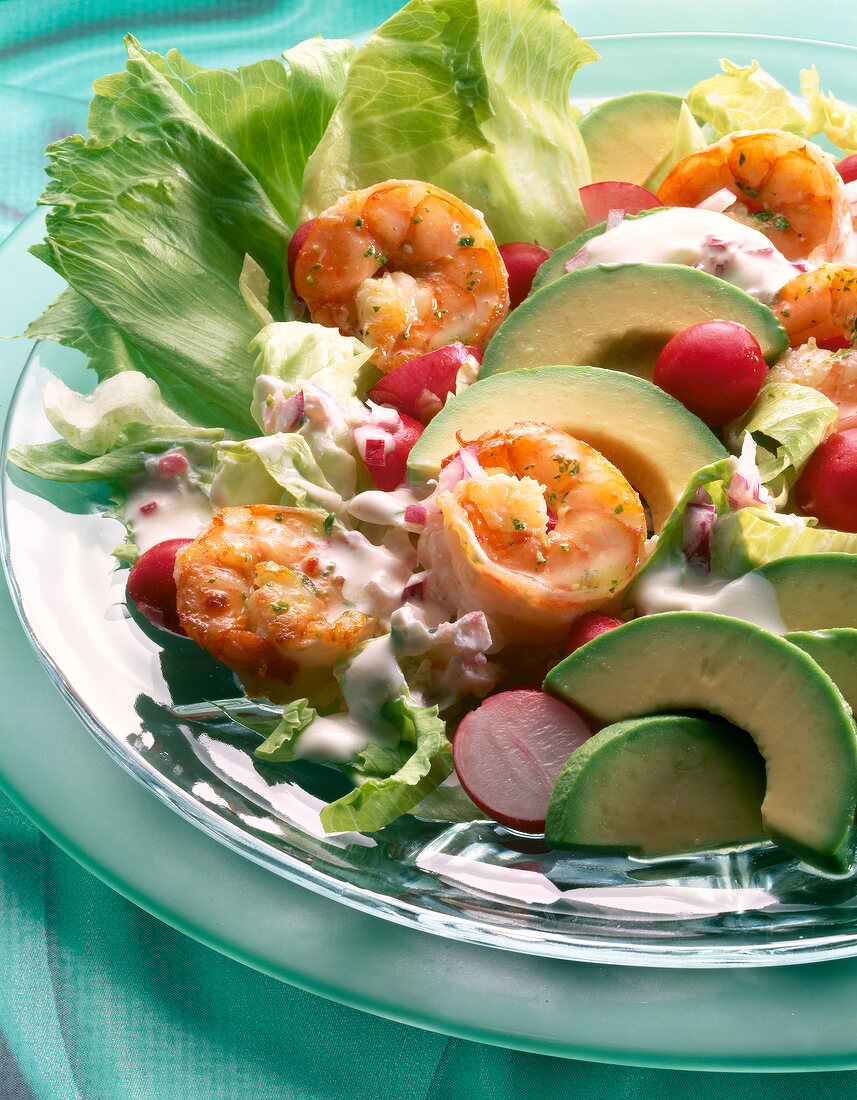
[10,0,857,876]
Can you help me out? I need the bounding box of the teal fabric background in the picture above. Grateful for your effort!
[4,1,857,1095]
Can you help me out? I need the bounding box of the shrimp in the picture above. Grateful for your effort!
[175,506,397,703]
[417,423,647,648]
[768,339,857,430]
[770,263,857,348]
[293,180,509,373]
[656,131,852,264]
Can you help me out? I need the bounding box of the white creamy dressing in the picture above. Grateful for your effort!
[329,527,416,623]
[632,560,788,635]
[125,451,214,553]
[347,484,429,528]
[290,713,375,762]
[574,207,801,301]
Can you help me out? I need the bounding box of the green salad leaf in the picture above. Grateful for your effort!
[687,58,857,154]
[7,372,222,482]
[300,0,597,247]
[26,35,354,436]
[321,698,453,833]
[254,700,320,763]
[725,382,839,507]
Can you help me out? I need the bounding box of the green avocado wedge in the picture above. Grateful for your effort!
[578,91,702,188]
[480,263,788,382]
[543,612,857,874]
[405,365,726,531]
[545,714,766,856]
[750,554,857,631]
[786,630,857,717]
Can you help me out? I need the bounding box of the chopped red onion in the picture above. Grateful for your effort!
[404,503,427,526]
[157,451,188,478]
[279,389,305,433]
[546,505,558,532]
[140,500,158,515]
[606,208,625,230]
[402,572,427,601]
[696,187,737,213]
[458,443,485,480]
[363,436,387,465]
[563,247,590,273]
[726,435,773,510]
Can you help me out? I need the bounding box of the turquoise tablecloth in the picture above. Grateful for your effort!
[5,1,857,1095]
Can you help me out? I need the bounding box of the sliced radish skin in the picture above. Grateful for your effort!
[367,343,481,424]
[564,612,623,656]
[127,537,193,635]
[578,181,662,226]
[452,689,594,833]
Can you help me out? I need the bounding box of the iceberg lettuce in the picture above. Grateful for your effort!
[26,36,354,436]
[687,59,857,154]
[300,0,597,248]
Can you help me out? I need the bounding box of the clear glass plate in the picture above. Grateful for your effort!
[5,30,857,970]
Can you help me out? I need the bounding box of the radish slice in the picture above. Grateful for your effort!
[453,689,594,833]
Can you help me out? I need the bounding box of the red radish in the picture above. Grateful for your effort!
[653,319,768,427]
[579,181,662,226]
[565,612,623,655]
[127,538,193,635]
[287,218,317,296]
[836,153,857,184]
[354,411,424,492]
[452,689,594,833]
[498,242,553,309]
[795,429,857,532]
[367,343,481,423]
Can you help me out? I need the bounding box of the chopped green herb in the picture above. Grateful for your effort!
[511,517,526,531]
[323,513,335,536]
[458,235,476,247]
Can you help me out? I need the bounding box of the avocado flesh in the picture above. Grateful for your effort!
[578,92,691,186]
[480,263,788,382]
[543,612,857,874]
[406,365,726,532]
[786,630,857,716]
[545,715,766,856]
[751,554,857,631]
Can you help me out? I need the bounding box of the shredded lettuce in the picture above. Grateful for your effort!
[712,509,857,575]
[300,0,597,248]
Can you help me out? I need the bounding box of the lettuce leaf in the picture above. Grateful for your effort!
[7,372,222,482]
[210,433,345,512]
[320,698,453,833]
[712,509,857,575]
[27,36,353,436]
[254,700,319,763]
[687,59,808,139]
[300,0,597,248]
[687,58,857,155]
[725,382,838,507]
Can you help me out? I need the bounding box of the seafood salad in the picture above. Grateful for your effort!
[10,0,857,877]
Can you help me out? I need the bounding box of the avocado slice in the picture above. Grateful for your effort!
[545,714,766,856]
[786,629,857,716]
[406,365,726,531]
[578,92,705,188]
[751,554,857,631]
[480,263,788,383]
[543,611,857,873]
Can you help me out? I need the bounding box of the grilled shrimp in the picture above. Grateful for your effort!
[770,263,857,349]
[768,340,857,430]
[417,423,647,648]
[656,130,852,264]
[293,180,509,373]
[175,505,410,702]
